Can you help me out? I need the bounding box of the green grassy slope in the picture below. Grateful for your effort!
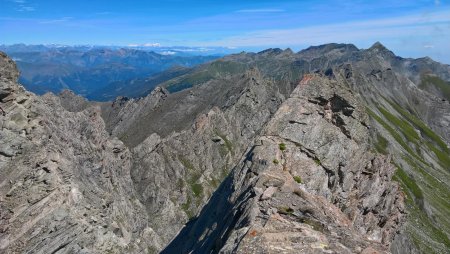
[367,100,450,253]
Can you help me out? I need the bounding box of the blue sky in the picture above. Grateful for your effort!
[1,0,450,63]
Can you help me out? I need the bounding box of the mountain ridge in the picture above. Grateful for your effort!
[1,42,450,253]
[3,46,218,100]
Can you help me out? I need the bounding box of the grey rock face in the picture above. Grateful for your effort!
[151,44,449,253]
[0,56,292,253]
[0,52,19,83]
[163,74,405,253]
[128,69,290,245]
[332,62,450,254]
[101,86,170,141]
[2,40,449,254]
[57,89,90,112]
[0,52,158,253]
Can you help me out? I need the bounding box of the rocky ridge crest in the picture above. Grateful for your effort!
[163,74,405,253]
[2,41,450,253]
[0,52,158,253]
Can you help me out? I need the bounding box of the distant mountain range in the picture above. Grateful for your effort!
[0,43,239,56]
[0,44,221,100]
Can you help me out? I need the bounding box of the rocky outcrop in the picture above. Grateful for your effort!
[57,89,90,112]
[0,52,158,253]
[331,59,450,254]
[163,74,405,253]
[128,69,290,246]
[101,86,169,139]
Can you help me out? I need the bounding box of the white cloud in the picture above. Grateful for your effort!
[202,10,450,47]
[39,17,73,24]
[143,43,161,47]
[159,51,177,55]
[17,5,35,11]
[171,47,212,52]
[424,44,435,48]
[127,43,161,47]
[10,0,35,11]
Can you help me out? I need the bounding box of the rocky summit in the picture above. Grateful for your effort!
[0,42,449,254]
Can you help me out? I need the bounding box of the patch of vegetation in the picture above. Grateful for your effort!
[164,71,214,93]
[407,202,450,253]
[273,159,279,164]
[383,100,449,168]
[293,175,302,183]
[387,100,448,153]
[146,246,159,254]
[183,71,213,85]
[279,143,286,151]
[392,165,424,203]
[166,82,195,93]
[181,196,195,219]
[407,195,450,253]
[207,60,246,75]
[373,99,450,252]
[185,170,203,198]
[214,129,234,154]
[165,60,247,92]
[179,163,205,201]
[399,152,450,252]
[299,218,325,232]
[378,106,420,144]
[402,155,450,212]
[393,165,446,252]
[366,107,421,161]
[374,133,389,154]
[419,75,450,102]
[191,183,203,197]
[313,158,321,165]
[178,156,195,171]
[425,142,450,169]
[278,206,294,215]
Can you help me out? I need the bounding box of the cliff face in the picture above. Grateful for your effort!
[1,41,449,254]
[122,69,291,245]
[163,74,405,254]
[123,43,449,253]
[0,53,292,253]
[0,52,158,253]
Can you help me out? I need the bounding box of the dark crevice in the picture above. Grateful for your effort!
[288,120,307,125]
[338,164,345,187]
[308,97,328,106]
[50,240,73,254]
[332,114,352,139]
